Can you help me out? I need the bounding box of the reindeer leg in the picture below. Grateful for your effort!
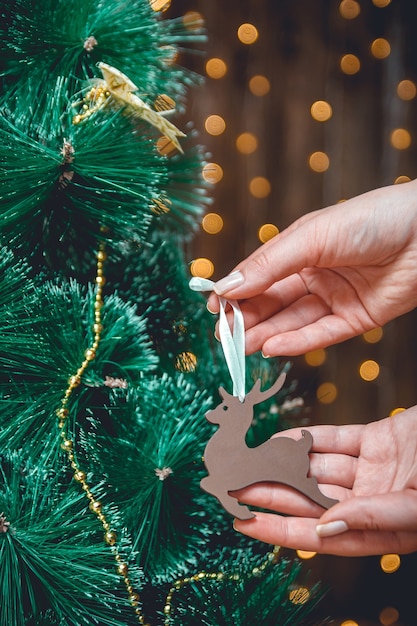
[296,476,338,509]
[200,477,255,520]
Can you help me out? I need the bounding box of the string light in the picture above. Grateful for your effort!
[236,132,258,154]
[362,327,383,343]
[339,0,361,19]
[237,23,258,45]
[258,224,279,243]
[249,75,271,96]
[190,257,215,278]
[304,349,327,366]
[340,54,361,74]
[380,554,401,573]
[249,176,271,198]
[317,382,337,404]
[359,359,380,381]
[390,128,411,150]
[397,79,416,100]
[202,163,224,184]
[371,38,391,59]
[202,213,224,234]
[310,100,332,121]
[205,58,227,79]
[205,115,226,136]
[309,151,330,172]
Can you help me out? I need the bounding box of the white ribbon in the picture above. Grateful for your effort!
[189,277,246,402]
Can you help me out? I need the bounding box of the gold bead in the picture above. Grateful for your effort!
[89,500,102,514]
[93,323,103,333]
[94,300,102,310]
[104,531,117,546]
[97,250,107,262]
[73,115,81,124]
[74,470,86,482]
[69,375,81,387]
[127,585,134,594]
[96,275,106,286]
[129,592,140,604]
[85,348,96,361]
[117,562,128,576]
[61,439,73,451]
[57,407,69,418]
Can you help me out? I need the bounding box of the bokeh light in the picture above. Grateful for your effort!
[340,54,361,74]
[305,349,327,366]
[289,587,310,604]
[175,351,197,373]
[339,0,361,19]
[362,327,383,343]
[394,175,411,184]
[341,621,359,626]
[190,257,215,278]
[205,115,226,136]
[379,606,400,626]
[309,151,330,172]
[397,79,417,100]
[258,223,279,243]
[249,74,271,96]
[237,23,259,44]
[390,128,411,150]
[380,554,401,573]
[249,176,271,198]
[202,212,224,234]
[296,550,317,560]
[182,11,204,30]
[205,57,227,79]
[310,100,333,121]
[317,382,337,404]
[156,136,179,156]
[372,0,392,6]
[371,38,391,59]
[150,0,171,11]
[390,407,406,417]
[202,162,224,184]
[236,132,258,154]
[359,359,380,381]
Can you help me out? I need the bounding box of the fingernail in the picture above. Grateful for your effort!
[233,520,241,533]
[214,271,244,295]
[206,302,217,314]
[261,351,271,359]
[214,330,220,342]
[316,520,348,538]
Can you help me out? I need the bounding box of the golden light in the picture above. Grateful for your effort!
[175,351,197,373]
[202,212,224,234]
[340,53,361,74]
[236,132,258,154]
[237,23,259,45]
[379,606,400,626]
[339,0,361,19]
[390,407,406,417]
[397,79,417,100]
[249,74,271,96]
[258,223,279,243]
[394,175,411,184]
[341,621,359,626]
[380,554,401,574]
[390,128,411,150]
[156,136,179,156]
[150,0,171,11]
[205,57,227,79]
[309,151,330,172]
[289,587,310,605]
[182,11,204,30]
[202,162,224,184]
[190,257,214,279]
[304,349,327,366]
[249,176,271,198]
[310,100,333,121]
[205,115,226,136]
[296,550,317,560]
[372,0,392,6]
[371,38,391,59]
[359,359,380,381]
[362,327,383,343]
[317,382,337,404]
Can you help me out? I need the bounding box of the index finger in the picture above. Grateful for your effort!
[271,424,364,457]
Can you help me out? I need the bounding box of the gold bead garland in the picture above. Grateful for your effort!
[163,546,280,624]
[56,243,149,625]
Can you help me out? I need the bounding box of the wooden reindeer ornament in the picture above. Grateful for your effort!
[200,373,338,520]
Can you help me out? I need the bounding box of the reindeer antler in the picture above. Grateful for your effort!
[246,372,287,405]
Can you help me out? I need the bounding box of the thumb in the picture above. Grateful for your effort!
[316,491,417,536]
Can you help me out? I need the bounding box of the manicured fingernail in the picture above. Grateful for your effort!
[316,520,348,538]
[206,302,216,314]
[233,520,241,533]
[214,271,244,295]
[261,351,271,359]
[214,329,220,342]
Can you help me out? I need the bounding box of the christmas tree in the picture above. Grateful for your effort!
[0,1,324,624]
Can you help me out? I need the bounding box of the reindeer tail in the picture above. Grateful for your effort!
[299,429,314,452]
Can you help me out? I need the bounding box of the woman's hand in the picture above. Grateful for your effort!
[208,180,417,356]
[232,407,417,556]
